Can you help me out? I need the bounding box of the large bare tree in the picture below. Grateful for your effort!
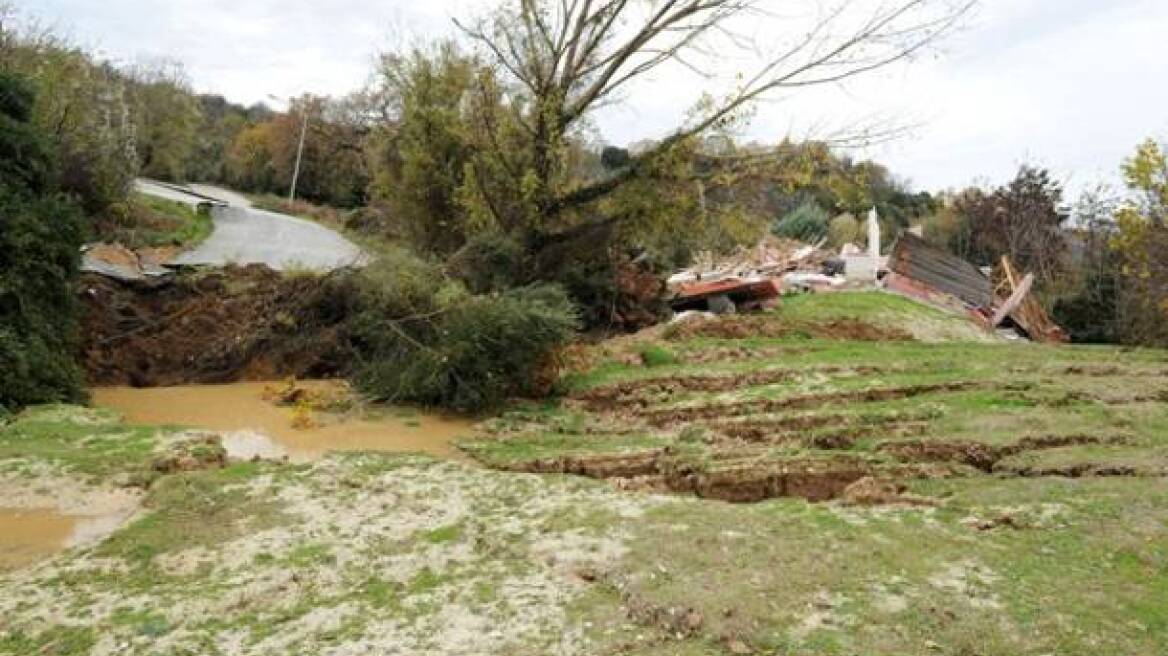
[456,0,975,224]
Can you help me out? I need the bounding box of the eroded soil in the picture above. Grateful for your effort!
[3,293,1167,655]
[465,299,1168,506]
[79,266,353,386]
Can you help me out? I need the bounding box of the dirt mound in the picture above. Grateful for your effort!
[839,476,941,507]
[996,461,1142,478]
[80,265,354,386]
[713,411,931,445]
[151,433,228,473]
[667,315,914,342]
[505,450,665,479]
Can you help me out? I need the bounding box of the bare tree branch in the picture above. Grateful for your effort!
[457,0,975,218]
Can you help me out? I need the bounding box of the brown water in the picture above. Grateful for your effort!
[91,382,476,462]
[0,507,133,572]
[0,508,76,571]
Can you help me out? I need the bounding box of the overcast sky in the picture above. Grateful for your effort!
[22,0,1168,195]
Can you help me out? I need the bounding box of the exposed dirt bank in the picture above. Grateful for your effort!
[638,381,1001,426]
[571,365,895,410]
[878,434,1129,472]
[488,448,962,504]
[79,266,353,387]
[665,315,916,342]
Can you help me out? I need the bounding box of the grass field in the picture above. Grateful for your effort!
[456,291,1168,654]
[1,292,1165,655]
[95,194,214,249]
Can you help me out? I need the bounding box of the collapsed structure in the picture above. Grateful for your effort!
[884,233,1068,343]
[664,228,1067,343]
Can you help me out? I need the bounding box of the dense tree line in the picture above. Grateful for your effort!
[0,71,86,409]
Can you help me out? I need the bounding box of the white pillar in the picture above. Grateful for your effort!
[867,207,880,280]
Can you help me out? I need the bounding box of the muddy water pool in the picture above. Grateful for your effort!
[91,382,477,462]
[1,382,476,571]
[0,509,76,570]
[0,507,133,572]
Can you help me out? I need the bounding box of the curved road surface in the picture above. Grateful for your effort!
[137,180,368,272]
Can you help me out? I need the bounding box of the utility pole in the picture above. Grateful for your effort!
[289,105,308,203]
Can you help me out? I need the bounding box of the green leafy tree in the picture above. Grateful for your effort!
[125,59,201,182]
[0,71,85,409]
[184,95,263,182]
[348,252,578,412]
[226,121,279,192]
[827,213,862,248]
[0,9,137,212]
[1119,138,1168,227]
[366,45,481,250]
[1113,138,1168,346]
[773,201,830,242]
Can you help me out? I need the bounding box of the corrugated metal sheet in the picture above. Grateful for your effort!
[886,233,992,308]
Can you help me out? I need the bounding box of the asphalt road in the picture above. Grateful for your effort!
[172,206,368,271]
[135,180,368,272]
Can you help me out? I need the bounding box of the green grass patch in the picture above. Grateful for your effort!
[110,608,172,637]
[97,463,288,567]
[284,542,337,567]
[420,523,462,544]
[639,345,680,367]
[0,626,95,655]
[0,404,159,480]
[458,432,667,466]
[100,193,214,248]
[613,476,1168,655]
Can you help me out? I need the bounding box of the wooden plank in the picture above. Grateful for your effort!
[992,273,1034,327]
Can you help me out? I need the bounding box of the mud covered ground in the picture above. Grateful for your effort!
[3,292,1167,655]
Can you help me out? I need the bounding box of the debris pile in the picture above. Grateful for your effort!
[262,378,356,410]
[681,237,832,281]
[666,237,837,314]
[151,433,228,474]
